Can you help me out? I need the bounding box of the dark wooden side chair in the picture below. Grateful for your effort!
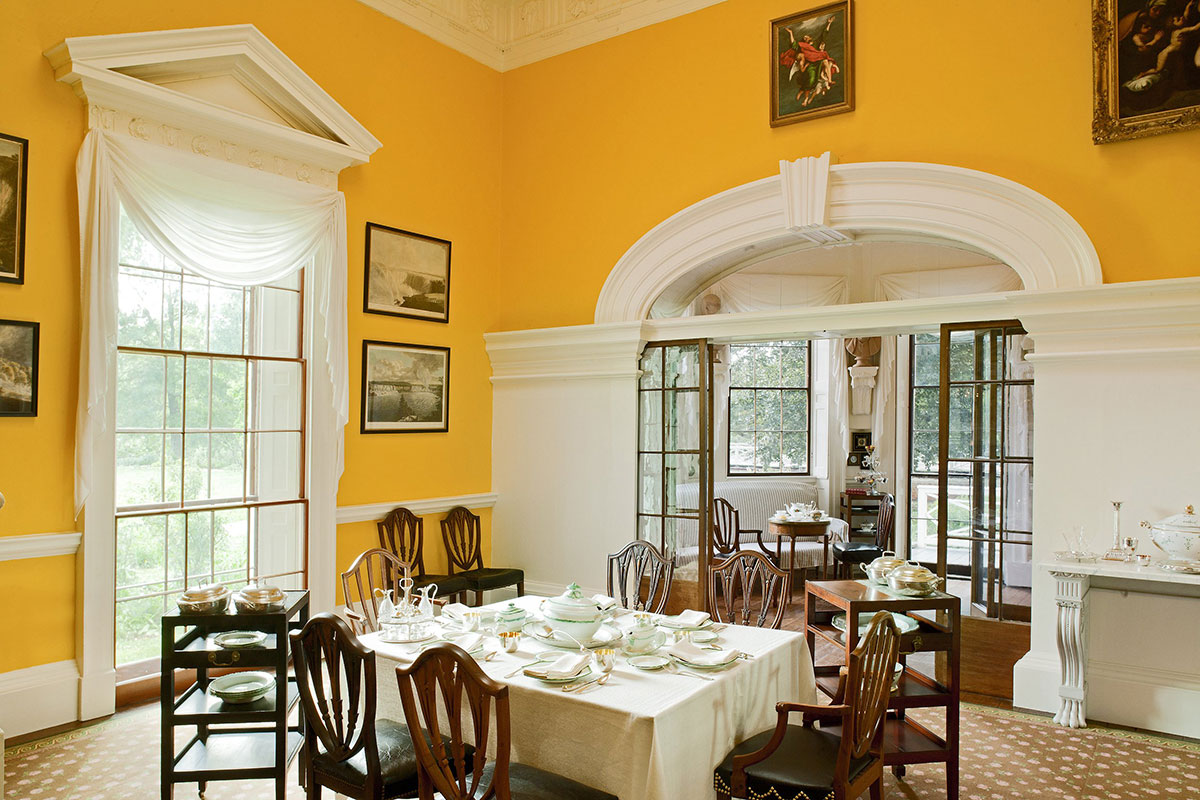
[341,548,411,636]
[440,506,524,606]
[832,493,896,579]
[606,540,675,613]
[712,497,759,558]
[714,611,902,800]
[707,550,792,630]
[290,612,423,800]
[377,506,471,602]
[396,642,617,800]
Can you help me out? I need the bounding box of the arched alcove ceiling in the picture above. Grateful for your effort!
[595,154,1103,324]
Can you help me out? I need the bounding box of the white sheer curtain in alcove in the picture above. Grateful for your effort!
[74,130,349,513]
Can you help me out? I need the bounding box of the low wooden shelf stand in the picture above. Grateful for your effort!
[161,590,310,800]
[805,579,961,800]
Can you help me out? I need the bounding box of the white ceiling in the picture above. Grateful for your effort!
[356,0,726,71]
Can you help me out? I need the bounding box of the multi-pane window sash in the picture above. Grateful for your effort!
[727,340,811,476]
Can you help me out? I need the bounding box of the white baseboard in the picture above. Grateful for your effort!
[522,580,603,599]
[1013,649,1200,738]
[0,660,80,738]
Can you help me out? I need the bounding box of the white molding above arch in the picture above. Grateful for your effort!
[595,153,1103,323]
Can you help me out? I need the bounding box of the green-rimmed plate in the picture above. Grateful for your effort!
[523,664,593,684]
[831,612,920,637]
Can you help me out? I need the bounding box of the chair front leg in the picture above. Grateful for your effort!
[516,580,524,597]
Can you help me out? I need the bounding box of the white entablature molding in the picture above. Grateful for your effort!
[596,152,1104,324]
[45,24,382,187]
[357,0,727,71]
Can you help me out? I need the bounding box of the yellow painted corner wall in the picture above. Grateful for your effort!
[498,0,1200,331]
[0,0,501,674]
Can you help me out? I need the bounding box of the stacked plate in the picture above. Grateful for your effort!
[213,631,267,649]
[831,612,920,637]
[209,671,274,704]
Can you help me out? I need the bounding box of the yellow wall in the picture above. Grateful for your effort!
[0,0,501,673]
[499,0,1200,331]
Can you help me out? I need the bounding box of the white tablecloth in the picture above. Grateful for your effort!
[363,595,816,800]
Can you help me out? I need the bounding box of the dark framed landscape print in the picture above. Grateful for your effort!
[770,1,854,127]
[363,222,451,323]
[0,319,39,416]
[361,340,449,434]
[1093,0,1200,143]
[0,132,28,284]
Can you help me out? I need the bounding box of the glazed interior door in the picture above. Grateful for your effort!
[936,321,1033,622]
[636,340,713,613]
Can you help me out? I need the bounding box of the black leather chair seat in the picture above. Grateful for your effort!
[316,719,475,795]
[831,540,883,564]
[414,572,473,597]
[465,761,616,800]
[456,567,524,592]
[714,725,873,800]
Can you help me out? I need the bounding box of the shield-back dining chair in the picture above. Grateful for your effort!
[440,506,524,606]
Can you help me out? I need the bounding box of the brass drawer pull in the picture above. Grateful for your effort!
[207,650,240,667]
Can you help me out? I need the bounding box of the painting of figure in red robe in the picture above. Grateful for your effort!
[770,2,854,127]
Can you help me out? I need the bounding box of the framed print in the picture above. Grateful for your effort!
[770,2,854,127]
[363,222,451,323]
[0,132,28,284]
[1093,0,1200,143]
[850,430,872,455]
[0,319,39,416]
[361,340,449,433]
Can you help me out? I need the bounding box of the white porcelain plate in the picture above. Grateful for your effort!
[523,622,621,649]
[672,654,738,671]
[213,631,267,649]
[831,612,919,637]
[209,671,274,703]
[688,630,719,644]
[628,654,671,671]
[620,630,667,656]
[657,616,713,631]
[523,664,593,683]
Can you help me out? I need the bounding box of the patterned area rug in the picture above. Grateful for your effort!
[5,702,1198,799]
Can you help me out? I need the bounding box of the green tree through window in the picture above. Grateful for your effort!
[728,341,810,475]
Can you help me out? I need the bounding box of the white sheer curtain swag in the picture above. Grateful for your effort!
[74,130,349,514]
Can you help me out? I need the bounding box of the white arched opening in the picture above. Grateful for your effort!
[596,153,1102,323]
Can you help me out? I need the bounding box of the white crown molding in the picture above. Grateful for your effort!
[0,532,82,562]
[486,321,644,382]
[336,492,499,524]
[45,25,381,181]
[0,660,80,738]
[595,155,1104,324]
[357,0,727,72]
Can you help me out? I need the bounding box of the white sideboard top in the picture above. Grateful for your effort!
[1041,559,1200,587]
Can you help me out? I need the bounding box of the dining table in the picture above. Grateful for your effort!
[362,594,816,800]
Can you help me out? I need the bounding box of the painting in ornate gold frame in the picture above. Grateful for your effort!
[770,1,854,127]
[1093,0,1200,143]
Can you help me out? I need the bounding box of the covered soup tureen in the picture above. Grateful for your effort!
[541,583,605,642]
[1141,505,1200,569]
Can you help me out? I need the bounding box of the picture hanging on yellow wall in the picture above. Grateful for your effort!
[361,340,449,434]
[770,1,854,127]
[0,319,38,417]
[363,222,452,323]
[0,132,28,285]
[1093,0,1200,143]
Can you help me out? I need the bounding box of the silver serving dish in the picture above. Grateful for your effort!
[886,561,944,597]
[177,584,230,614]
[1140,505,1200,568]
[233,583,286,613]
[860,551,907,585]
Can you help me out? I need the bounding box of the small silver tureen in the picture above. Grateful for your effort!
[541,583,605,643]
[1141,505,1200,569]
[860,551,907,585]
[886,561,944,597]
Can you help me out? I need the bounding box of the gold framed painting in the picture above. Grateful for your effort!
[770,1,854,127]
[1093,0,1200,144]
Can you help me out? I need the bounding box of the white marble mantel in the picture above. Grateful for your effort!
[1043,559,1200,728]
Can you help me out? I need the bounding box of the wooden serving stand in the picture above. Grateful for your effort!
[804,579,960,799]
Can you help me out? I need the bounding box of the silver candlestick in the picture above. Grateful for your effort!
[1104,500,1126,561]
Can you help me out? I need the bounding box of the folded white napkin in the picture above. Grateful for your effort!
[668,640,740,667]
[669,609,710,628]
[449,633,482,653]
[591,594,618,611]
[544,652,590,679]
[441,602,469,620]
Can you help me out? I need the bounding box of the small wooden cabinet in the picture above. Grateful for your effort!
[839,492,885,544]
[805,579,961,800]
[161,590,309,800]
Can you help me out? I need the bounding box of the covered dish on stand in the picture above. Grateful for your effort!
[886,561,944,597]
[860,551,907,585]
[1141,505,1200,571]
[541,583,605,643]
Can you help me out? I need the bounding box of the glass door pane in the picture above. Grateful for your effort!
[636,341,712,612]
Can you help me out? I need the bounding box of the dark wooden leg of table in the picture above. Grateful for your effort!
[790,536,798,604]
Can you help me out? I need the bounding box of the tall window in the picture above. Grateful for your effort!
[908,333,944,564]
[727,340,810,475]
[113,210,308,668]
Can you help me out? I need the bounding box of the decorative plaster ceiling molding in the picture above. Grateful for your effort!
[596,153,1104,324]
[45,25,382,183]
[358,0,727,71]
